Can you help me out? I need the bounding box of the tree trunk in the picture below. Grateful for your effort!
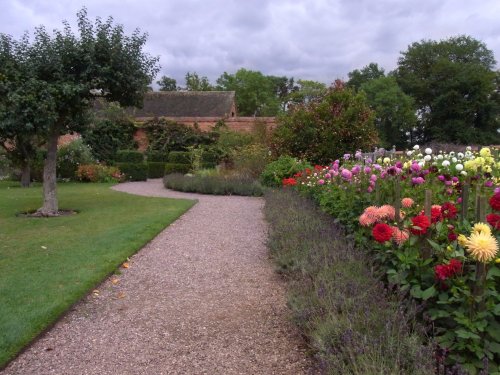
[20,162,31,188]
[37,125,60,216]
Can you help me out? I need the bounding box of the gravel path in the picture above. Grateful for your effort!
[2,179,310,375]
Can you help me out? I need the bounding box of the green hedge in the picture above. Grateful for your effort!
[116,150,144,163]
[168,151,190,164]
[147,150,169,162]
[116,162,148,181]
[201,149,220,164]
[147,162,166,178]
[165,163,191,175]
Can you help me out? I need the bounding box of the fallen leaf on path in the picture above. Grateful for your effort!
[121,262,130,269]
[117,292,126,299]
[92,289,100,296]
[111,278,119,285]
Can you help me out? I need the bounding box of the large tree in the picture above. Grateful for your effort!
[396,35,499,144]
[347,63,385,91]
[157,75,178,91]
[216,68,283,116]
[0,9,159,215]
[0,42,46,187]
[184,72,213,91]
[360,76,416,149]
[286,79,327,105]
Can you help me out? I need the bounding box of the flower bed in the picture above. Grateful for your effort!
[285,145,500,374]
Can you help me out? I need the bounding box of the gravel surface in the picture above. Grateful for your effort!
[2,179,311,375]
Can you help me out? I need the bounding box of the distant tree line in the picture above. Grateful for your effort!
[158,35,499,147]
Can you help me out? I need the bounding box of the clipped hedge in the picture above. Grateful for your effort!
[116,150,144,163]
[168,151,190,164]
[165,163,191,175]
[116,162,148,181]
[147,162,166,178]
[147,150,169,162]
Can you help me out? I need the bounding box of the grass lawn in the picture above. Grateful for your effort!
[0,181,195,367]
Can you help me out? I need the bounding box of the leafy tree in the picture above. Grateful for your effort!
[287,79,327,105]
[396,35,499,144]
[184,72,212,91]
[0,9,159,215]
[216,68,281,116]
[157,75,178,91]
[271,80,378,163]
[360,76,417,149]
[267,75,297,110]
[347,63,385,90]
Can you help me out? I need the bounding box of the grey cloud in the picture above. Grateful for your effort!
[1,0,499,87]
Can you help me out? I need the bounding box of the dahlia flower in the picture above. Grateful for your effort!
[391,227,409,245]
[465,232,498,263]
[401,198,414,208]
[372,223,393,243]
[472,222,491,236]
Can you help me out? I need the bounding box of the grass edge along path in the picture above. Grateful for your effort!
[0,181,195,367]
[264,188,435,375]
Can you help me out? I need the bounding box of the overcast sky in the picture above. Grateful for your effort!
[1,0,499,88]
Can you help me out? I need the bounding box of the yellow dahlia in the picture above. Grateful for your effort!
[465,232,498,263]
[457,234,467,247]
[472,222,491,236]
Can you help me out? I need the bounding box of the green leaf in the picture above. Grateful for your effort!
[487,266,500,279]
[421,285,437,300]
[455,329,480,340]
[427,239,442,252]
[410,285,423,299]
[488,341,500,354]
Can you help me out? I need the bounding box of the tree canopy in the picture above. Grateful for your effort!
[216,68,290,116]
[360,76,416,149]
[347,63,385,91]
[157,75,178,91]
[0,8,160,215]
[184,72,213,91]
[396,35,499,144]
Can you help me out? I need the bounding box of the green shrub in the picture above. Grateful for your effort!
[231,144,270,178]
[116,162,148,181]
[147,150,169,162]
[201,148,220,164]
[115,150,144,163]
[260,155,312,187]
[201,162,217,169]
[76,164,123,182]
[168,151,191,164]
[147,162,166,178]
[164,163,191,175]
[163,173,263,196]
[271,80,378,163]
[57,139,95,179]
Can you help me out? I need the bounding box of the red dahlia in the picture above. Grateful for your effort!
[441,202,458,219]
[372,223,393,243]
[489,192,500,211]
[282,178,297,186]
[486,213,500,230]
[410,215,431,235]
